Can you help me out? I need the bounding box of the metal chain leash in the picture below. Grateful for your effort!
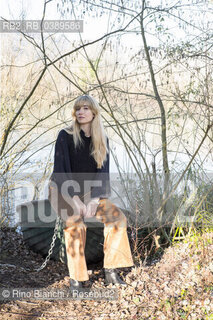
[35,216,62,272]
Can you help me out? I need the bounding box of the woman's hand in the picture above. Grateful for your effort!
[85,198,100,218]
[72,195,87,217]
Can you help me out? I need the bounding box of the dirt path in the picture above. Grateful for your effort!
[0,228,213,319]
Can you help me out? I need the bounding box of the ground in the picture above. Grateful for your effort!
[0,228,213,320]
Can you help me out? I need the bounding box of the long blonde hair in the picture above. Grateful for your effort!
[64,95,108,169]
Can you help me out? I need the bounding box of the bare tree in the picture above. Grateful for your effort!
[1,0,212,245]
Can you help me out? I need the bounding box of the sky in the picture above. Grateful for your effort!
[2,0,212,59]
[0,0,191,45]
[0,0,212,175]
[1,0,212,59]
[0,0,127,41]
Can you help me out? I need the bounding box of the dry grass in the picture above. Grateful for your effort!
[0,228,212,319]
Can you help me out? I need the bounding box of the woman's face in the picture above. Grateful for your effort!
[75,103,94,125]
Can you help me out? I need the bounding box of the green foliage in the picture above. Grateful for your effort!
[124,165,213,255]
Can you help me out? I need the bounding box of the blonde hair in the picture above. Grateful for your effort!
[64,95,108,169]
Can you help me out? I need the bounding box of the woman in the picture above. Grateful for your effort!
[49,95,134,289]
